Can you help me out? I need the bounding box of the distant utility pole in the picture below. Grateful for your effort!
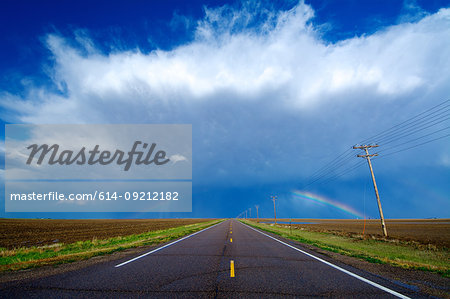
[245,210,247,219]
[255,205,259,223]
[353,144,388,237]
[271,195,278,224]
[249,208,252,218]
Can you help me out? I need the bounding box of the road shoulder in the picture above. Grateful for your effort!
[242,221,450,299]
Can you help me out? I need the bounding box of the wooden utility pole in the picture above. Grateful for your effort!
[271,195,278,224]
[255,205,259,223]
[353,144,388,237]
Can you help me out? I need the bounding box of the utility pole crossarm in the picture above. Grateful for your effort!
[353,144,379,149]
[357,153,378,158]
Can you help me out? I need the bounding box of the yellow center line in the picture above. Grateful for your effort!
[230,260,235,277]
[230,237,233,242]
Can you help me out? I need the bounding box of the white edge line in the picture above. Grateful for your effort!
[240,221,411,299]
[115,221,224,268]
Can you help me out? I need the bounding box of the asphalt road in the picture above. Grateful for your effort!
[0,219,425,298]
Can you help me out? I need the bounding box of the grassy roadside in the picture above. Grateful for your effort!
[0,219,223,272]
[241,220,449,277]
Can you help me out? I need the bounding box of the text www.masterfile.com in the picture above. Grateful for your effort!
[9,191,180,201]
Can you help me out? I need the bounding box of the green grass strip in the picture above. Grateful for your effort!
[241,220,449,278]
[1,219,223,271]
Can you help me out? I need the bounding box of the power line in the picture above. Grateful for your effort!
[359,98,449,158]
[376,133,450,158]
[378,126,450,153]
[359,99,449,144]
[375,114,449,145]
[370,106,449,144]
[316,160,366,187]
[302,151,356,189]
[301,99,449,190]
[302,147,353,186]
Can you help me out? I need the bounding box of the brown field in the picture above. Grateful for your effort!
[0,218,213,249]
[2,218,448,250]
[256,218,450,248]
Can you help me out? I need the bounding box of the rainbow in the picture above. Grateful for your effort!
[291,190,364,219]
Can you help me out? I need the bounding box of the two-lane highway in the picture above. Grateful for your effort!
[0,220,422,298]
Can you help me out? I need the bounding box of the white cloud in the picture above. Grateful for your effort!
[2,3,449,120]
[170,154,188,164]
[0,1,449,186]
[398,0,429,23]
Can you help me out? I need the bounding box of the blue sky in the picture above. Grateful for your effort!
[1,0,449,219]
